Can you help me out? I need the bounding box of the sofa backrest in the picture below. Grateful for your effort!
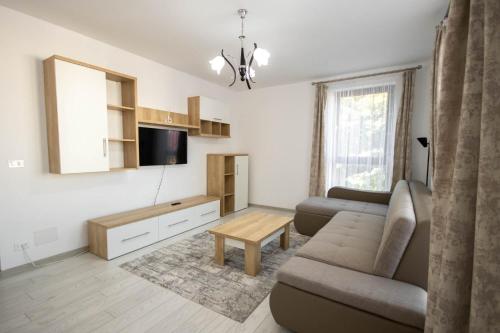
[373,180,416,278]
[393,181,431,290]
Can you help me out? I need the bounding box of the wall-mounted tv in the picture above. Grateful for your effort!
[139,127,187,166]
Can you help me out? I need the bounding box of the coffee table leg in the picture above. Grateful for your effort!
[214,235,225,265]
[280,224,290,250]
[245,242,261,276]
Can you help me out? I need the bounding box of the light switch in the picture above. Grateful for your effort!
[8,160,24,168]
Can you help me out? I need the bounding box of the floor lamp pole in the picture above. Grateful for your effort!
[417,137,430,187]
[425,146,430,187]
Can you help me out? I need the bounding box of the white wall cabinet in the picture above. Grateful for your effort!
[188,96,231,138]
[198,96,229,123]
[53,60,109,173]
[234,155,249,211]
[44,55,139,174]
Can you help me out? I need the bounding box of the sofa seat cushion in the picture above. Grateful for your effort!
[277,256,427,329]
[296,196,388,218]
[295,211,385,274]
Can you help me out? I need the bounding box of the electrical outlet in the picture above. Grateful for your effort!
[8,160,24,168]
[13,242,29,252]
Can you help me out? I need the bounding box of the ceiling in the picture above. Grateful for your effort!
[0,0,448,89]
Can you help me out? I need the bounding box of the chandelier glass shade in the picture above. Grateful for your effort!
[209,9,270,89]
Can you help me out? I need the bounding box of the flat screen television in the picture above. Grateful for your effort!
[139,127,187,166]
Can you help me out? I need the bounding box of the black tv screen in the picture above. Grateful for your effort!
[139,127,187,166]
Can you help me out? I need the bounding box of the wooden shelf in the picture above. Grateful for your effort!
[138,120,199,129]
[196,134,230,138]
[110,167,137,172]
[137,106,199,130]
[108,138,136,142]
[107,104,135,111]
[221,123,230,137]
[107,77,138,170]
[224,196,234,214]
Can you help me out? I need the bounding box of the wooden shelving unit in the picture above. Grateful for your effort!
[189,121,230,137]
[43,55,139,174]
[137,106,199,130]
[187,96,230,138]
[207,154,248,216]
[106,74,139,170]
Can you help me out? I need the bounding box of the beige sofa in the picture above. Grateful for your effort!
[270,180,431,333]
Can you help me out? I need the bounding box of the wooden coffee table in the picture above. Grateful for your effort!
[208,212,293,276]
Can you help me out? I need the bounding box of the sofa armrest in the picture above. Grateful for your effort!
[327,186,392,205]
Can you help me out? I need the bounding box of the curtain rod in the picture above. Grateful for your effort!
[311,65,422,86]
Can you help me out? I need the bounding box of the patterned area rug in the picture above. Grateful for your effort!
[120,226,309,322]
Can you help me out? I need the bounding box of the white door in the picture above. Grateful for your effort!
[234,155,249,211]
[55,60,109,173]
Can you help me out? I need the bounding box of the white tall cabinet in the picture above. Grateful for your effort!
[234,155,249,211]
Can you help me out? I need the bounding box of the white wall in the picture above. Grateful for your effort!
[231,82,315,210]
[233,64,432,209]
[0,6,236,270]
[411,62,432,186]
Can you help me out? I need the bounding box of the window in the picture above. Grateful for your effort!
[325,80,399,191]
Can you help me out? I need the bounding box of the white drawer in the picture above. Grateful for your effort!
[107,217,158,259]
[158,208,196,240]
[197,200,220,225]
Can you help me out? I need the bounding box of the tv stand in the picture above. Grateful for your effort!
[88,195,220,259]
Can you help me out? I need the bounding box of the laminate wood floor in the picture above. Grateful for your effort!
[0,207,292,333]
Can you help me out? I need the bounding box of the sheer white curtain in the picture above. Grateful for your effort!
[325,83,398,191]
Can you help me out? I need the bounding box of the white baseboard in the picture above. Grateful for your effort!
[0,246,89,280]
[248,203,295,213]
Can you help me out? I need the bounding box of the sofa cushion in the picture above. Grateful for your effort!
[373,181,416,278]
[277,256,427,329]
[296,196,388,218]
[295,211,385,274]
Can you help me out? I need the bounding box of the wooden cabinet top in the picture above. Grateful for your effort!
[207,153,248,157]
[88,195,219,229]
[46,55,136,82]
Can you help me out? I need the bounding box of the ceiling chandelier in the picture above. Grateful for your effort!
[209,9,270,89]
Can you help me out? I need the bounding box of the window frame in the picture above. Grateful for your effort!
[324,73,403,191]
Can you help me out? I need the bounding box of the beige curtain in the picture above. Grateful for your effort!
[309,84,328,196]
[426,0,500,332]
[391,69,416,189]
[430,23,445,183]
